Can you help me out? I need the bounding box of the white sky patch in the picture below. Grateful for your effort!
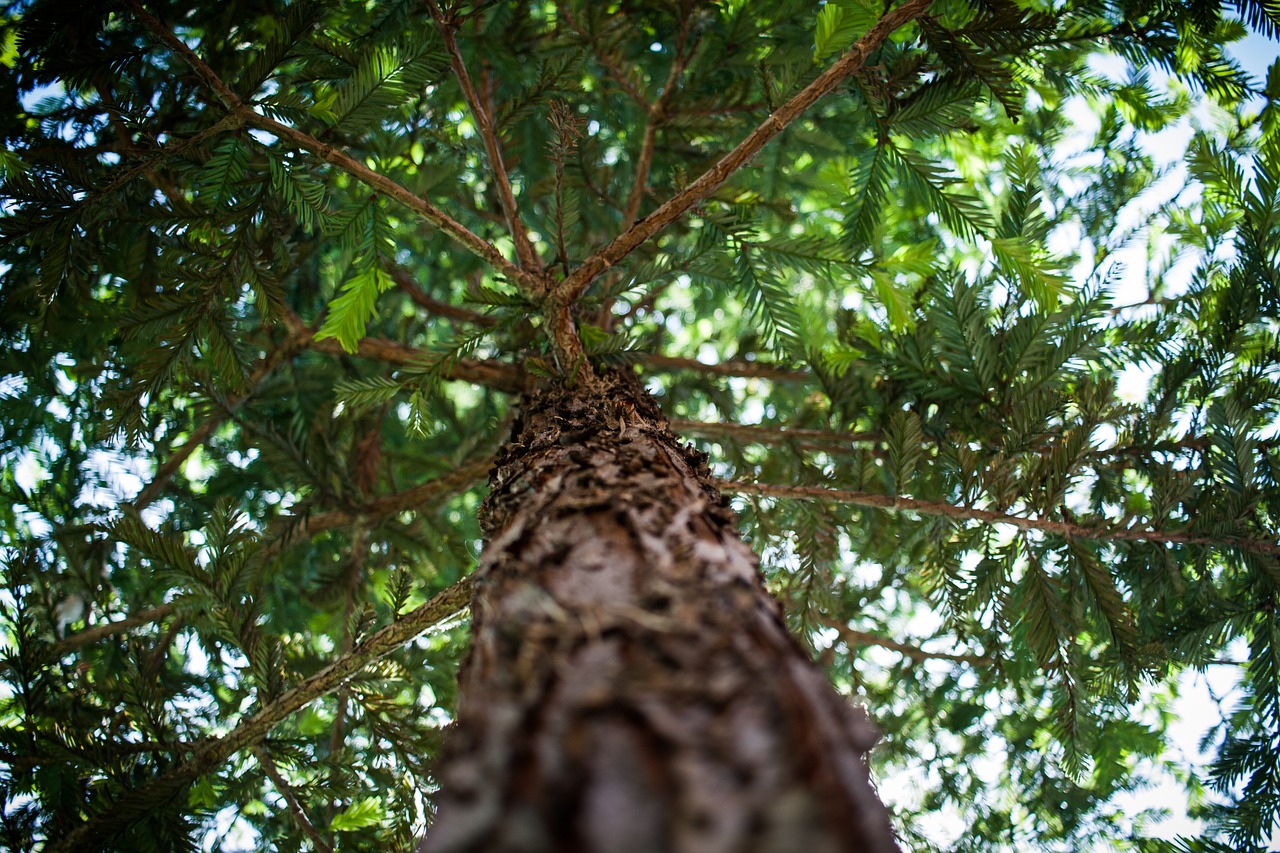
[1116,363,1158,404]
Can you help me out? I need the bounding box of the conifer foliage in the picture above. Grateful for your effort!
[1,0,1279,850]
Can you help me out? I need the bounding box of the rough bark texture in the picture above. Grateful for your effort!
[422,373,899,853]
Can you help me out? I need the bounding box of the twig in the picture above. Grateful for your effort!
[622,12,696,229]
[390,265,496,326]
[722,479,1280,557]
[254,745,336,853]
[639,353,809,382]
[126,1,533,290]
[259,458,494,564]
[245,110,533,288]
[47,578,475,853]
[46,603,177,660]
[425,0,543,279]
[328,530,368,765]
[819,615,993,666]
[555,1,648,107]
[555,0,934,302]
[133,332,304,511]
[282,307,526,392]
[672,419,881,452]
[676,419,1220,465]
[123,1,241,109]
[42,460,488,672]
[292,300,811,390]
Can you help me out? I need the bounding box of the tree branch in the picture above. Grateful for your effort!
[254,745,336,853]
[640,353,809,382]
[125,1,532,289]
[40,460,489,674]
[555,1,648,107]
[133,332,304,511]
[46,603,177,661]
[676,419,1221,465]
[555,0,933,302]
[123,0,241,109]
[818,615,993,666]
[672,419,881,452]
[621,14,695,229]
[244,110,534,287]
[425,0,543,278]
[722,480,1280,557]
[391,265,496,327]
[282,308,526,393]
[48,577,475,853]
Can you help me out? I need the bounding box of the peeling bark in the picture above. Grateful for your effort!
[423,374,899,853]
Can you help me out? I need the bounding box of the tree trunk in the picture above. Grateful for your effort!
[422,374,899,853]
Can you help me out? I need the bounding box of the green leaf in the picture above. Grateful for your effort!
[315,266,396,353]
[330,796,385,831]
[814,1,878,61]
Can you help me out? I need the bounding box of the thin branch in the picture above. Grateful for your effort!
[672,419,881,452]
[42,461,489,671]
[640,353,809,382]
[555,1,648,107]
[126,1,532,289]
[297,312,805,390]
[327,530,368,764]
[621,15,695,229]
[722,480,1280,557]
[281,307,526,393]
[819,615,993,666]
[425,0,542,278]
[555,0,934,302]
[258,457,493,567]
[85,111,244,210]
[289,296,812,391]
[48,578,475,853]
[254,745,336,853]
[244,110,533,287]
[676,419,1220,464]
[123,1,241,109]
[133,332,304,511]
[390,265,496,326]
[47,603,177,660]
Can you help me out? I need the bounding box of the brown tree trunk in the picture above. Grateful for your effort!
[422,374,899,853]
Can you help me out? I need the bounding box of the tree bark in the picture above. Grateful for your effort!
[422,374,899,853]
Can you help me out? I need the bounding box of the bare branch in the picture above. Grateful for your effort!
[819,615,993,666]
[555,1,648,107]
[391,265,496,327]
[722,480,1280,557]
[48,577,475,853]
[281,308,526,393]
[133,332,304,511]
[622,14,697,229]
[126,1,531,288]
[640,353,809,382]
[556,0,934,302]
[672,420,881,452]
[254,746,337,853]
[46,603,177,661]
[426,0,543,278]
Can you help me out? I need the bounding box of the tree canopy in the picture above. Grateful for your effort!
[2,0,1279,850]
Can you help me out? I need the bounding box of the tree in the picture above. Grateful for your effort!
[2,0,1279,850]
